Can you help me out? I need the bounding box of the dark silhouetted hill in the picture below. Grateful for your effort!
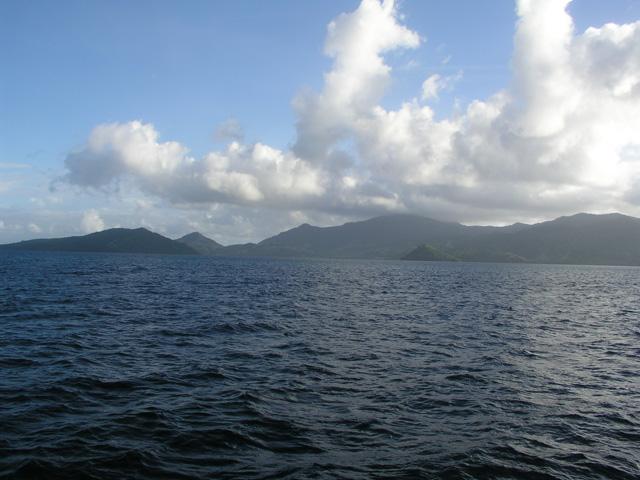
[214,212,640,265]
[403,213,640,265]
[0,228,196,255]
[176,232,223,255]
[3,213,639,265]
[251,215,472,258]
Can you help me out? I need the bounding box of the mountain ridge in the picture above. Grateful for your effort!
[2,212,640,266]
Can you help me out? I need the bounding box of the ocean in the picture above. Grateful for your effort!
[1,251,639,479]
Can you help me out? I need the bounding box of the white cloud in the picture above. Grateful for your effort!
[511,0,577,137]
[421,74,442,101]
[421,72,463,101]
[81,209,105,233]
[63,122,326,208]
[58,0,640,228]
[292,0,420,165]
[28,223,42,234]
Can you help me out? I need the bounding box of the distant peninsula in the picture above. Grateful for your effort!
[2,212,640,266]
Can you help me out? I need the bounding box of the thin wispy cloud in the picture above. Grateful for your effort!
[0,162,31,169]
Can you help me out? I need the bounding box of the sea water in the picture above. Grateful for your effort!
[1,251,639,478]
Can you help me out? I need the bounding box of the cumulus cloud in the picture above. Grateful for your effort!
[81,209,105,233]
[292,0,419,165]
[60,0,640,225]
[63,121,326,208]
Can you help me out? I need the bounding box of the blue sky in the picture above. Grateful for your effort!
[1,0,640,243]
[2,1,514,162]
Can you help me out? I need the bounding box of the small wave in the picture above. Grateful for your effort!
[445,373,489,384]
[168,428,262,451]
[209,321,281,335]
[183,368,228,381]
[0,357,39,367]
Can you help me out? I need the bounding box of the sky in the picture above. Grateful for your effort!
[1,0,640,244]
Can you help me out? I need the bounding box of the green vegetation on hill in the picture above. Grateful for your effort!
[402,244,459,262]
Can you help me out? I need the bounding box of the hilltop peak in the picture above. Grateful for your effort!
[178,231,209,241]
[175,231,223,254]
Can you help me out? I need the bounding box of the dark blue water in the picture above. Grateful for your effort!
[1,251,639,479]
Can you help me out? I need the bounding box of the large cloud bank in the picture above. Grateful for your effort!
[62,0,640,224]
